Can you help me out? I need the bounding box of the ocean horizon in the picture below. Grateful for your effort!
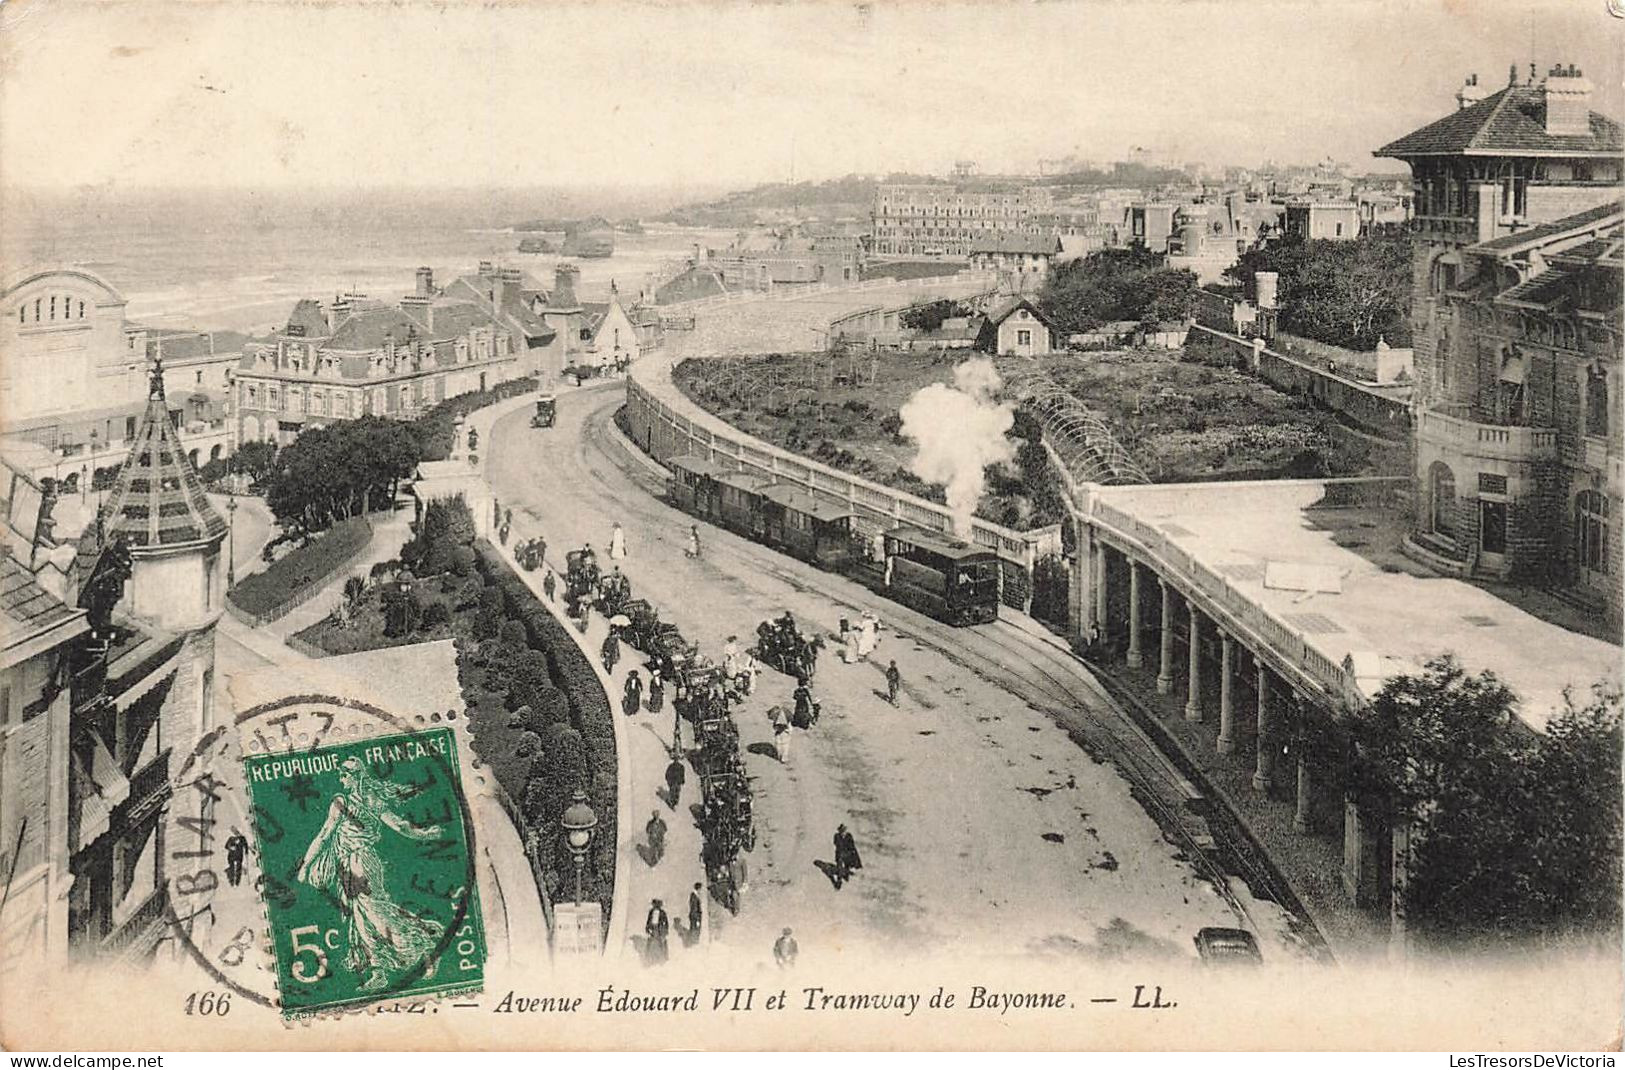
[2,184,737,334]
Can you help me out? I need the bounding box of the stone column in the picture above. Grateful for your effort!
[1252,664,1274,792]
[1155,579,1175,695]
[1126,563,1144,668]
[1294,749,1314,832]
[1183,604,1203,722]
[1216,634,1236,754]
[1093,543,1109,644]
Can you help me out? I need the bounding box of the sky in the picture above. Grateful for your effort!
[1,0,1622,191]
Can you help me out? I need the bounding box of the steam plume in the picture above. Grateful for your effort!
[899,357,1014,535]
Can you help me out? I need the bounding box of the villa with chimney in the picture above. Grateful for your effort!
[1377,62,1623,631]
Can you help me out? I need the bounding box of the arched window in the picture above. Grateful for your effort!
[1585,365,1609,438]
[1429,461,1458,539]
[34,299,40,321]
[78,300,85,319]
[17,305,23,324]
[1576,490,1610,575]
[49,295,56,320]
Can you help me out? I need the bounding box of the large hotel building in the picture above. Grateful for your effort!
[870,184,1053,258]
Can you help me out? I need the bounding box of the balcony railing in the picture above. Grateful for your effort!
[120,748,173,826]
[1416,407,1558,462]
[1410,214,1478,241]
[99,886,168,961]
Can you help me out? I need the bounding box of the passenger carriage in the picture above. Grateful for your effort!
[882,527,1001,626]
[666,454,729,519]
[713,471,771,539]
[757,484,856,567]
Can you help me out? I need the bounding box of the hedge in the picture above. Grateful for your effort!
[228,516,373,618]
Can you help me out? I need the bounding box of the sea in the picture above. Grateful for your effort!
[1,185,737,335]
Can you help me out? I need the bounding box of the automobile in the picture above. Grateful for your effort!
[531,394,557,429]
[1193,927,1262,965]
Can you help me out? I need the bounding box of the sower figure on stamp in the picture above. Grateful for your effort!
[224,830,248,887]
[644,899,670,965]
[296,757,447,993]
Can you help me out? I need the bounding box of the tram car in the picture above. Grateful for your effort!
[882,527,1000,626]
[665,455,1006,628]
[666,454,729,518]
[713,471,772,539]
[758,484,856,567]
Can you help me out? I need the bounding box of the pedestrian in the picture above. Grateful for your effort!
[688,882,704,939]
[834,823,863,884]
[740,651,759,695]
[601,630,620,674]
[774,927,798,969]
[610,521,627,561]
[858,610,881,658]
[644,899,670,965]
[772,706,792,763]
[686,524,702,560]
[543,568,556,602]
[885,660,901,706]
[536,535,548,570]
[646,810,667,866]
[793,680,816,728]
[665,754,685,806]
[647,668,665,713]
[224,831,248,887]
[722,635,740,679]
[622,670,643,717]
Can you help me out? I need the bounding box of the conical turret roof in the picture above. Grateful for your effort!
[75,359,226,576]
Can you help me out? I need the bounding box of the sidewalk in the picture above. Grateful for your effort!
[491,505,712,965]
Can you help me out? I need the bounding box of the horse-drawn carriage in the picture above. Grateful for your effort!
[564,548,600,603]
[596,568,632,618]
[755,612,824,680]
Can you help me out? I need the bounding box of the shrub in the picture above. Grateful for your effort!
[229,517,373,618]
[421,602,451,628]
[451,545,477,576]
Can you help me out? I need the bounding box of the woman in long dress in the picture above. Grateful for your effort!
[296,758,447,993]
[609,522,627,561]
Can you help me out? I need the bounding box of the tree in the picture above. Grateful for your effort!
[1353,657,1622,941]
[1226,231,1411,350]
[1038,246,1172,333]
[901,299,969,333]
[233,439,278,484]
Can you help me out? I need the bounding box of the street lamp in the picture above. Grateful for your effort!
[560,790,598,905]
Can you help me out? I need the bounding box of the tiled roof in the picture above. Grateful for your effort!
[326,307,430,350]
[285,299,330,338]
[75,362,226,576]
[1376,86,1623,157]
[983,297,1060,331]
[1,551,79,636]
[655,265,730,305]
[1495,267,1577,311]
[1471,202,1622,255]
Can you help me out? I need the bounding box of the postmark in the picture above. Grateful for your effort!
[161,692,484,1020]
[242,725,487,1016]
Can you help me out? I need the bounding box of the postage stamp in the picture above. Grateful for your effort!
[241,726,487,1017]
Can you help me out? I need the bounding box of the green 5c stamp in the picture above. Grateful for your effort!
[243,727,486,1016]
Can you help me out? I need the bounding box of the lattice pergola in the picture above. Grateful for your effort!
[1006,370,1153,487]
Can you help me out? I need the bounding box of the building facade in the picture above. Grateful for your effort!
[235,288,519,446]
[0,364,225,975]
[0,268,235,488]
[1376,64,1624,630]
[969,233,1063,292]
[1282,201,1360,241]
[976,298,1058,357]
[871,184,1052,258]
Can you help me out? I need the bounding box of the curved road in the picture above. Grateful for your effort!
[489,379,1313,971]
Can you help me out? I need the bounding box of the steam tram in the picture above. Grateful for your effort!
[664,454,1001,626]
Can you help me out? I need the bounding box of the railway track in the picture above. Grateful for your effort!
[554,388,1333,962]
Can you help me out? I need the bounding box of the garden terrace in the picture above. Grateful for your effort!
[292,497,617,929]
[226,515,373,624]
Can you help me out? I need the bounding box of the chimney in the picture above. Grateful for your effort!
[1544,64,1594,137]
[1456,72,1485,110]
[493,274,507,310]
[416,266,434,296]
[552,264,580,308]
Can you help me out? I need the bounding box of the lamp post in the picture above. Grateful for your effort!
[560,791,598,905]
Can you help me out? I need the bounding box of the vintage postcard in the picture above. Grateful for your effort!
[0,0,1620,1053]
